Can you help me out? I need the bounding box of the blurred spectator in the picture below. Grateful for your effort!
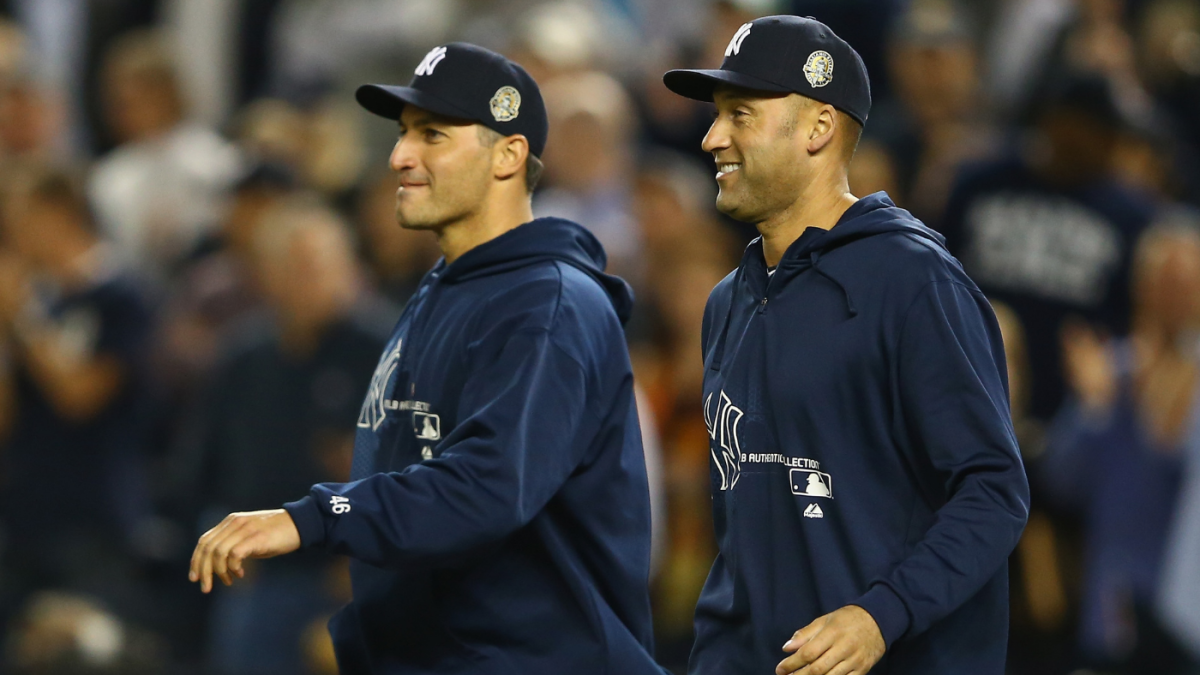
[265,0,462,100]
[0,18,25,81]
[1158,211,1200,671]
[997,297,1078,675]
[1135,0,1200,202]
[5,591,166,675]
[846,140,901,205]
[536,71,641,281]
[629,153,738,666]
[0,20,64,163]
[940,73,1156,422]
[171,195,387,675]
[505,1,621,83]
[234,96,366,200]
[0,163,155,619]
[1040,221,1200,673]
[866,0,999,222]
[0,74,64,162]
[89,29,242,284]
[354,168,441,310]
[153,162,296,396]
[984,0,1076,117]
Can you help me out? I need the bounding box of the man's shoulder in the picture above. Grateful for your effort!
[706,268,740,308]
[460,261,620,338]
[846,225,967,286]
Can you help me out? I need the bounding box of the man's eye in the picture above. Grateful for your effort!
[424,129,443,141]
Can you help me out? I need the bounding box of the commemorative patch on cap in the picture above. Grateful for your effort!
[662,16,872,125]
[490,86,521,122]
[355,42,549,155]
[803,50,834,88]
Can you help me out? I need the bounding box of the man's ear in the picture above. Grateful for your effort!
[807,105,837,154]
[494,134,530,182]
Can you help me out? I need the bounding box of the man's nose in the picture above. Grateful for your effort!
[701,119,730,155]
[389,137,418,173]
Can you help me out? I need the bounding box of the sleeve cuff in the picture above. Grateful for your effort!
[852,582,911,649]
[283,495,327,549]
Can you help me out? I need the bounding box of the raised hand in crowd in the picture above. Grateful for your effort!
[1060,318,1117,415]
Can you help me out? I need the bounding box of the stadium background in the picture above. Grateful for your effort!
[1,0,1199,673]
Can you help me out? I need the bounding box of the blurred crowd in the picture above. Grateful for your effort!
[0,0,1198,674]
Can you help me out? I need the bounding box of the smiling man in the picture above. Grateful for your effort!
[662,15,1030,675]
[188,43,664,675]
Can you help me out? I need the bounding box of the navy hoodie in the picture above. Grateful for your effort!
[283,218,661,675]
[691,193,1030,675]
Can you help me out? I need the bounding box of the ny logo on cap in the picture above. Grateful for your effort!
[725,23,752,57]
[415,46,448,77]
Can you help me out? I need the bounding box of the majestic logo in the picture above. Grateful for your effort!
[358,341,401,431]
[803,50,834,87]
[803,503,824,519]
[725,23,752,57]
[704,390,744,491]
[490,86,521,122]
[790,469,833,498]
[415,46,448,77]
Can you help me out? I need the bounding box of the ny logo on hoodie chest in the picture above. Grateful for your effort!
[704,390,744,490]
[357,338,442,456]
[704,388,834,502]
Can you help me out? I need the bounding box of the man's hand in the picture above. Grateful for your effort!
[776,605,885,675]
[188,509,301,593]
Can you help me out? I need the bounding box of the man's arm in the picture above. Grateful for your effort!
[286,328,594,565]
[853,280,1029,644]
[189,326,599,589]
[778,279,1030,675]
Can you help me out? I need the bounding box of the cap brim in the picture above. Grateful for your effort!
[355,84,477,122]
[662,69,792,102]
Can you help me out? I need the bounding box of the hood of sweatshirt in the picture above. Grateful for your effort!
[437,217,634,324]
[751,192,945,314]
[775,191,944,272]
[711,192,947,369]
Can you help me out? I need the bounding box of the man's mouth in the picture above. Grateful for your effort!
[716,163,741,180]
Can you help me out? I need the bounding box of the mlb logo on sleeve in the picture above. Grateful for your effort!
[790,469,832,498]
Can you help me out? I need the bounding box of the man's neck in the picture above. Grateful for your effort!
[437,193,535,264]
[758,174,857,268]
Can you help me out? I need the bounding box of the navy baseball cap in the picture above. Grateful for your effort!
[664,15,872,126]
[356,42,549,157]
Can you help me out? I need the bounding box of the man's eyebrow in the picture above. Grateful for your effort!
[400,112,473,130]
[714,91,757,107]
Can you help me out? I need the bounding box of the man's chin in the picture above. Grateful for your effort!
[715,194,758,224]
[395,208,441,231]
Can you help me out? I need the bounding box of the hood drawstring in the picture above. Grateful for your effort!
[712,247,860,372]
[810,252,858,318]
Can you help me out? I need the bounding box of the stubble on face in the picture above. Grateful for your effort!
[711,94,811,224]
[392,111,495,232]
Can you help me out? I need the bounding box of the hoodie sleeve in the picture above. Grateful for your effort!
[852,279,1030,647]
[283,326,597,567]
